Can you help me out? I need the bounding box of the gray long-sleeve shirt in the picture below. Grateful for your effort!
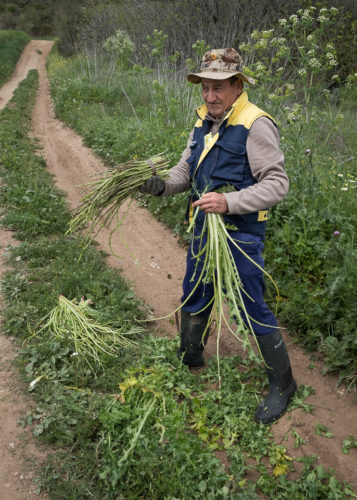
[161,116,289,214]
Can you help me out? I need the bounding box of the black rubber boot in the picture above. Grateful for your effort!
[177,310,210,368]
[255,330,297,424]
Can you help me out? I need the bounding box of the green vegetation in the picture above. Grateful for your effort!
[1,64,355,498]
[2,0,355,79]
[47,6,357,391]
[0,0,83,40]
[0,29,30,86]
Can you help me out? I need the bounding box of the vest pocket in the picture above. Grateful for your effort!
[211,141,247,183]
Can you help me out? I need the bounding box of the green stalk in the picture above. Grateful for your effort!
[117,398,157,467]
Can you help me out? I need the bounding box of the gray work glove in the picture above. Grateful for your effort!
[139,176,165,196]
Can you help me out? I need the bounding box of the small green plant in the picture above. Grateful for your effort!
[292,428,306,449]
[315,423,334,439]
[146,29,167,60]
[342,435,357,455]
[186,39,211,72]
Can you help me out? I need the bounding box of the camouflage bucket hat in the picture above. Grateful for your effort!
[187,48,255,85]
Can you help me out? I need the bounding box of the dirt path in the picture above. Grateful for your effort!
[0,228,47,499]
[0,40,45,108]
[0,41,51,500]
[1,40,356,495]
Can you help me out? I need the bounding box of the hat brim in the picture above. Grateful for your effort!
[187,70,255,85]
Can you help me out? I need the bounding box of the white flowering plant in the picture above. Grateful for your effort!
[239,6,340,115]
[103,29,135,70]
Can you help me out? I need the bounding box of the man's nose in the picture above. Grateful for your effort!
[206,89,217,102]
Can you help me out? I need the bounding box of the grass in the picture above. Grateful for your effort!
[1,64,355,497]
[0,30,30,86]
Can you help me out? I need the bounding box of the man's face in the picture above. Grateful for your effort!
[201,78,242,118]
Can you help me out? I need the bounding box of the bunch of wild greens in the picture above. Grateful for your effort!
[183,204,279,380]
[30,295,142,374]
[67,154,169,249]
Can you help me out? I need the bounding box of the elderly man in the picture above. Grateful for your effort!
[141,48,296,424]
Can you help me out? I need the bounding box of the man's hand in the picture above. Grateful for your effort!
[139,176,165,196]
[192,192,228,214]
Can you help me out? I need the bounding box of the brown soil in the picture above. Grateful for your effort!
[1,40,356,496]
[0,228,48,500]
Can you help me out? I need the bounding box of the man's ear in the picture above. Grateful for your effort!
[235,79,243,96]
